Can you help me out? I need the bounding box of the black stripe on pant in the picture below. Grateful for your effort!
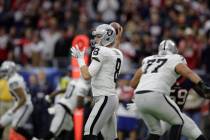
[90,96,108,135]
[55,111,67,135]
[15,105,29,128]
[163,95,184,124]
[163,95,184,140]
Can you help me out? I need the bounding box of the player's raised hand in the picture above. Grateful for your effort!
[110,22,123,49]
[71,44,86,67]
[71,44,85,59]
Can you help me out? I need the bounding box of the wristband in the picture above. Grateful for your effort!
[78,58,86,67]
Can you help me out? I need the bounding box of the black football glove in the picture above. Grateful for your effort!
[193,81,210,99]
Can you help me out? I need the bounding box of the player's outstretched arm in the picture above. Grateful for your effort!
[130,68,143,89]
[176,63,210,98]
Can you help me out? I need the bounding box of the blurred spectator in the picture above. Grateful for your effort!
[53,25,74,69]
[202,31,210,74]
[120,32,141,74]
[0,27,13,64]
[40,17,61,65]
[178,28,201,69]
[97,0,119,22]
[37,70,53,94]
[117,74,139,140]
[24,30,45,67]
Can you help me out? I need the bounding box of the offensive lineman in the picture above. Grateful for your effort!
[0,61,33,140]
[36,78,90,140]
[130,40,210,140]
[71,23,123,140]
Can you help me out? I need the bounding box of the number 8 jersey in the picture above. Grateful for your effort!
[90,46,123,96]
[135,54,187,95]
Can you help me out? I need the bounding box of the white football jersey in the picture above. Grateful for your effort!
[135,54,187,95]
[58,79,90,112]
[8,73,31,105]
[91,46,123,96]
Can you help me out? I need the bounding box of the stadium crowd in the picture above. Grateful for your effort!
[0,0,210,139]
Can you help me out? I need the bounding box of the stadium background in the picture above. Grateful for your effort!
[0,0,210,139]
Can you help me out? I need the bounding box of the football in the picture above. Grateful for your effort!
[110,22,122,35]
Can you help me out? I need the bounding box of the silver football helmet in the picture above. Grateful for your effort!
[92,24,116,47]
[0,61,16,79]
[158,39,178,55]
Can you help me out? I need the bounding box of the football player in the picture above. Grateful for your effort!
[37,78,90,140]
[71,23,123,140]
[0,61,33,140]
[130,40,210,140]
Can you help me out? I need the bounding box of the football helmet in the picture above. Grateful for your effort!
[92,24,116,47]
[158,39,178,55]
[0,61,16,79]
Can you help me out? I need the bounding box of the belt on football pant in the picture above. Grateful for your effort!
[135,90,153,94]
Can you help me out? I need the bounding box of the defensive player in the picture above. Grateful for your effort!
[71,23,123,140]
[130,40,210,140]
[37,78,90,140]
[0,61,33,140]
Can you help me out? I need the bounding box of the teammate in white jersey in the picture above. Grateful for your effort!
[37,78,90,140]
[0,61,33,140]
[130,40,210,140]
[71,23,123,140]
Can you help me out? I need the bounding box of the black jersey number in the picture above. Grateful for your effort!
[114,58,121,82]
[65,85,75,99]
[144,58,167,73]
[93,48,100,55]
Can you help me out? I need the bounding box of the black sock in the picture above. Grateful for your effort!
[169,125,183,140]
[196,135,207,140]
[43,131,55,140]
[84,135,98,140]
[15,127,32,139]
[147,134,160,140]
[0,127,4,139]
